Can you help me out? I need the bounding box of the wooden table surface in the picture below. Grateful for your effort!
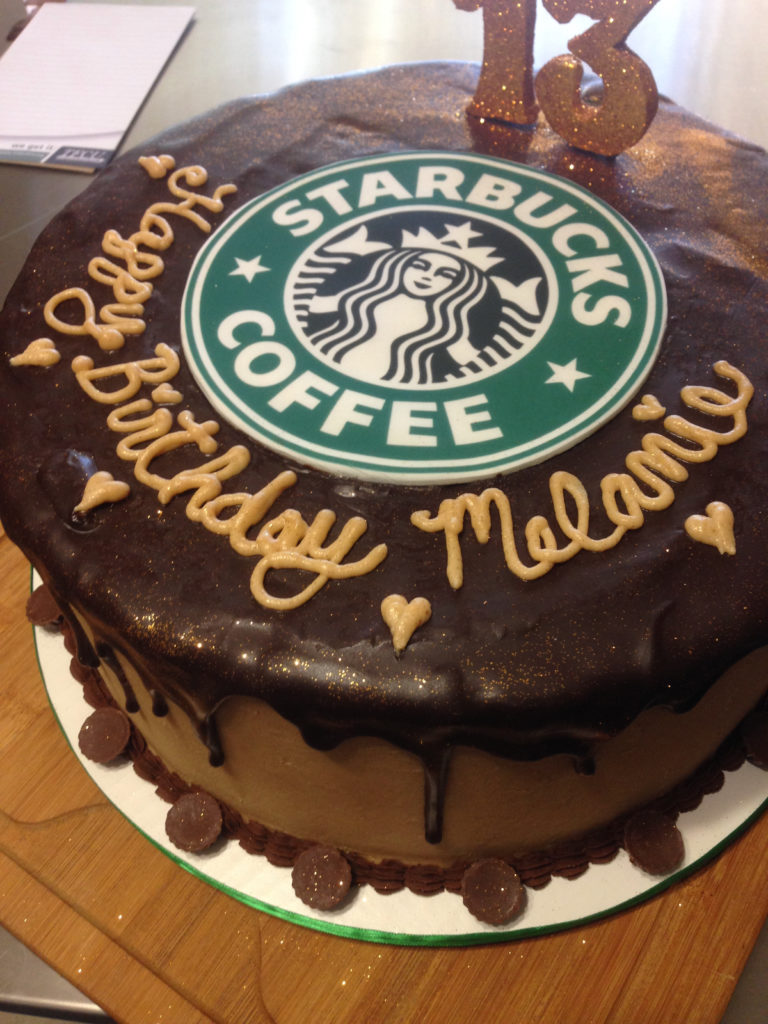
[1,521,768,1024]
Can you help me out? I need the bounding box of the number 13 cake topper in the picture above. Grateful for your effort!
[454,0,662,156]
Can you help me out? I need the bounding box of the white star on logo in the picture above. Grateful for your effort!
[230,256,270,283]
[545,359,590,392]
[441,221,483,248]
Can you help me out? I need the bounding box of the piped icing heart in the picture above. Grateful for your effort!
[381,594,432,653]
[684,501,736,555]
[138,153,176,179]
[74,471,131,515]
[151,382,184,404]
[9,338,61,367]
[632,394,666,421]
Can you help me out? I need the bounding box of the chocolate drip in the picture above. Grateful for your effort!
[422,745,452,845]
[95,642,139,713]
[201,712,224,767]
[50,592,100,669]
[150,689,169,717]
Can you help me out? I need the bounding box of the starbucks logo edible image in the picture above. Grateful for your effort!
[182,153,666,482]
[288,212,553,387]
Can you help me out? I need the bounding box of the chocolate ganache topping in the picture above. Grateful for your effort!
[1,64,768,830]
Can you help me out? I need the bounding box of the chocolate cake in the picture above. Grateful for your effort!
[2,61,768,923]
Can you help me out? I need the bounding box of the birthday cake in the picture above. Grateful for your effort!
[2,52,768,923]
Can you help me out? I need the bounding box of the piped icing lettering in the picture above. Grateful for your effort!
[70,346,386,610]
[15,155,750,636]
[249,510,387,611]
[412,362,752,589]
[38,159,237,354]
[71,345,180,400]
[9,160,386,611]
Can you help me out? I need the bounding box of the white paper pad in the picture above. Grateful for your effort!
[0,2,194,171]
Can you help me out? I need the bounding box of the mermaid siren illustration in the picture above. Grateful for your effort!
[292,218,549,386]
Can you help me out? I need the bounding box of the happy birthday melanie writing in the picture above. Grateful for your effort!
[13,158,753,613]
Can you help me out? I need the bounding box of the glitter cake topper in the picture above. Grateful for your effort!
[454,0,662,157]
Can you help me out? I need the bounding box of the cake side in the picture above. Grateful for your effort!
[31,590,768,902]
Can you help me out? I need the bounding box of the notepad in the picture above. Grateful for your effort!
[0,2,195,171]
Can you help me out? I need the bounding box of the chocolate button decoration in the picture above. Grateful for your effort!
[461,858,526,925]
[165,791,222,852]
[25,584,62,628]
[624,809,685,875]
[291,845,352,911]
[77,707,131,763]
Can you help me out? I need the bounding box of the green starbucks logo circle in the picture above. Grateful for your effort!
[182,152,666,483]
